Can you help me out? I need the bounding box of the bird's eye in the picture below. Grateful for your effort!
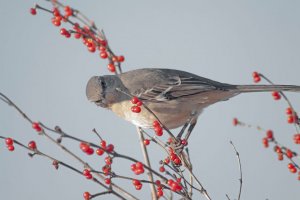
[101,80,106,89]
[98,77,106,89]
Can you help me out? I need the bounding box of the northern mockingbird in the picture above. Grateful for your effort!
[86,68,300,139]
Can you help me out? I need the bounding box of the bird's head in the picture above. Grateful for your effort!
[86,75,126,108]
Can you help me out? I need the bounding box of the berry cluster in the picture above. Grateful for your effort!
[286,107,298,124]
[252,71,261,83]
[168,147,181,166]
[288,163,297,173]
[153,120,163,136]
[131,96,142,113]
[80,142,95,155]
[155,180,164,197]
[5,138,15,151]
[167,179,183,192]
[32,122,42,132]
[131,162,145,175]
[234,117,300,180]
[83,169,93,180]
[30,4,125,74]
[132,179,143,190]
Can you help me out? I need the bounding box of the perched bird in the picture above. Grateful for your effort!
[86,68,300,139]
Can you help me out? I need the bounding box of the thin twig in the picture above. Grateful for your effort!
[230,141,243,200]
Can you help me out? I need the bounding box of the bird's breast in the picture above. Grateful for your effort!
[110,100,155,128]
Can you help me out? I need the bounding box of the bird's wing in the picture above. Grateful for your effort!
[119,68,234,103]
[132,75,219,102]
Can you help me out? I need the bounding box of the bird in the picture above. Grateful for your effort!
[86,68,300,139]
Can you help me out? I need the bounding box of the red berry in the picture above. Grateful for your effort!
[288,163,295,169]
[112,56,118,62]
[159,166,165,172]
[105,178,111,184]
[80,142,89,152]
[173,158,181,165]
[294,133,300,144]
[64,6,72,17]
[51,18,61,27]
[52,160,59,169]
[107,63,116,72]
[131,96,139,104]
[74,33,81,39]
[157,189,163,197]
[262,138,269,148]
[86,147,94,155]
[286,149,293,158]
[181,139,188,146]
[152,120,160,127]
[286,107,293,115]
[136,101,143,106]
[102,165,111,175]
[100,51,108,59]
[5,138,13,146]
[60,28,68,35]
[252,71,261,83]
[155,180,161,186]
[154,126,163,136]
[99,40,107,47]
[30,8,37,15]
[132,179,141,186]
[131,164,136,171]
[88,46,96,53]
[106,144,114,152]
[100,140,106,148]
[96,148,104,156]
[7,145,15,151]
[232,118,239,126]
[28,141,37,150]
[287,115,296,124]
[253,76,261,83]
[290,167,297,173]
[83,192,90,200]
[105,156,112,165]
[134,168,144,175]
[32,122,42,132]
[278,153,284,161]
[86,173,93,179]
[272,91,281,100]
[135,184,142,190]
[117,55,125,62]
[83,169,91,176]
[164,157,170,164]
[274,146,282,153]
[131,106,141,113]
[136,162,143,169]
[266,130,273,139]
[143,139,150,146]
[53,8,60,17]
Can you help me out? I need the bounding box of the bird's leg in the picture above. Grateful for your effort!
[174,118,197,153]
[176,120,190,139]
[184,119,197,142]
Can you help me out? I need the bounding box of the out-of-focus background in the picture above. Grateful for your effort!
[1,1,300,199]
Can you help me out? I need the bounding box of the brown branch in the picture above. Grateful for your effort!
[136,127,158,200]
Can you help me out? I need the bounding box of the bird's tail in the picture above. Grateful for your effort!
[235,85,300,93]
